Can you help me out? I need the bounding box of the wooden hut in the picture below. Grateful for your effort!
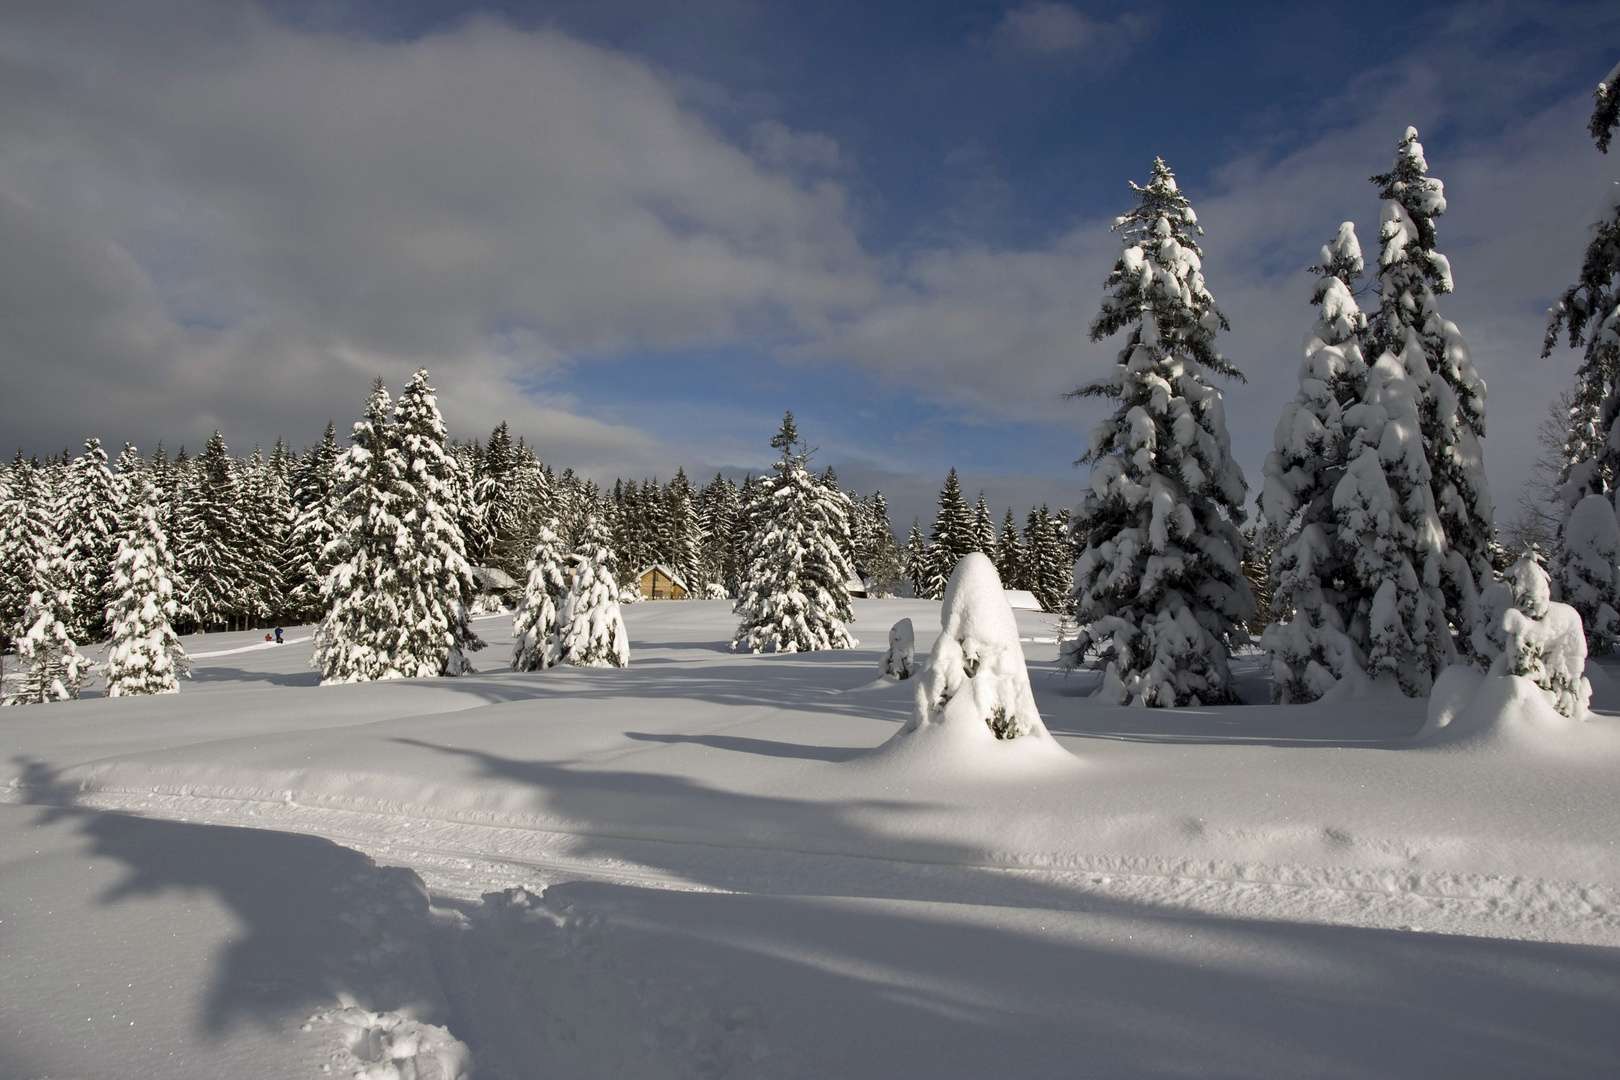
[634,563,688,600]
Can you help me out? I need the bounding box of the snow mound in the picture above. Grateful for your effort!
[317,1005,473,1080]
[874,554,1074,773]
[1419,675,1617,755]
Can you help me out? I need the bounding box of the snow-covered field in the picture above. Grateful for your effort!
[4,598,1620,1078]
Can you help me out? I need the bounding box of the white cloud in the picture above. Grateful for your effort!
[0,0,876,475]
[987,3,1152,64]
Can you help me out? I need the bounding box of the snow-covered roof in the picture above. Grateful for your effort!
[634,563,688,589]
[845,578,867,594]
[1003,589,1042,611]
[472,565,518,591]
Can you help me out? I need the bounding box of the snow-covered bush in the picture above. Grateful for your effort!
[1471,552,1590,719]
[6,551,91,705]
[904,554,1045,740]
[556,514,629,668]
[1554,494,1620,653]
[103,482,190,697]
[733,412,858,654]
[704,582,729,600]
[512,522,568,672]
[882,618,915,680]
[1065,158,1254,706]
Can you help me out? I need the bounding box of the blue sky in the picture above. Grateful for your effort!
[1,1,1616,528]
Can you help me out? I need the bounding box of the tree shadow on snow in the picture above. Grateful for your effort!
[380,653,914,725]
[623,731,867,762]
[186,664,324,688]
[387,738,1179,918]
[6,756,450,1037]
[451,876,1620,1080]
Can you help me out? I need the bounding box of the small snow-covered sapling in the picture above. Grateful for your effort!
[905,553,1047,740]
[1472,551,1590,719]
[882,618,915,680]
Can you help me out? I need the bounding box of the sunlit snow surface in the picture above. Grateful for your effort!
[4,599,1620,1078]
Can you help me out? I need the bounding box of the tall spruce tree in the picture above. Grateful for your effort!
[732,412,858,653]
[556,512,629,667]
[1259,224,1376,701]
[1546,63,1620,650]
[287,423,342,622]
[393,368,484,675]
[1065,158,1254,706]
[176,431,250,632]
[925,469,976,599]
[971,493,998,564]
[1370,127,1493,653]
[103,480,190,696]
[314,381,411,683]
[995,507,1024,589]
[511,520,570,671]
[904,518,928,598]
[697,472,741,596]
[61,437,122,642]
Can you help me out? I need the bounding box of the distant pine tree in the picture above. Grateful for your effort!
[61,437,122,642]
[995,507,1024,590]
[512,520,570,671]
[924,469,975,599]
[287,423,342,623]
[103,480,190,696]
[176,431,251,632]
[6,540,90,705]
[733,412,858,652]
[556,512,629,667]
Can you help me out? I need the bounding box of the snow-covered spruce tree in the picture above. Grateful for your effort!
[286,422,342,622]
[1331,343,1453,694]
[393,368,484,676]
[1370,127,1494,652]
[556,512,628,667]
[0,459,54,652]
[103,481,190,696]
[924,469,976,600]
[1024,506,1073,614]
[904,518,928,597]
[1259,223,1375,701]
[1544,64,1620,650]
[1554,495,1620,653]
[6,545,91,705]
[903,553,1048,740]
[62,437,123,642]
[732,412,858,653]
[972,493,997,564]
[511,520,569,671]
[995,507,1024,589]
[1472,550,1590,718]
[314,381,411,683]
[665,468,705,594]
[175,431,251,632]
[1064,158,1254,706]
[697,473,741,595]
[236,445,289,628]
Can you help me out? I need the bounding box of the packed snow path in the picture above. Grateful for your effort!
[4,599,1620,1078]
